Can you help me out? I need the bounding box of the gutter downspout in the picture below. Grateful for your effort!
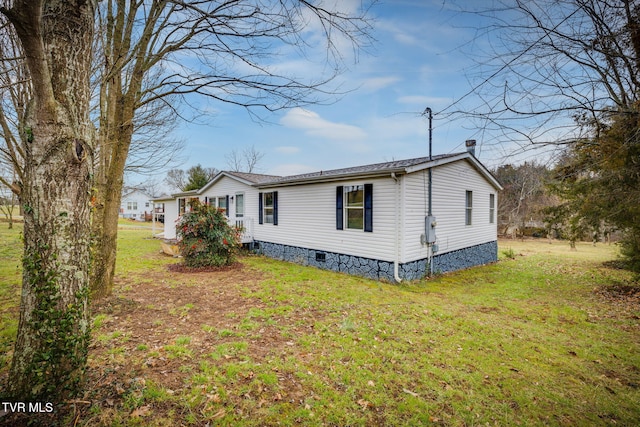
[391,172,402,283]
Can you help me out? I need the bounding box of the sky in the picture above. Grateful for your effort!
[140,0,523,187]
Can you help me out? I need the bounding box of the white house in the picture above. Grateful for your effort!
[156,150,502,281]
[120,188,154,221]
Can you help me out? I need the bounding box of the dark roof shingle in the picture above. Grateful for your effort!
[261,153,460,185]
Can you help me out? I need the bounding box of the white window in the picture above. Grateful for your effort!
[235,193,244,218]
[345,185,364,230]
[489,194,495,224]
[465,191,473,226]
[216,196,227,211]
[127,201,137,211]
[263,192,274,224]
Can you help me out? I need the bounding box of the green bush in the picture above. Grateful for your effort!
[619,229,640,274]
[177,200,241,268]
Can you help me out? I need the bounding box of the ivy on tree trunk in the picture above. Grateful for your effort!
[1,0,96,403]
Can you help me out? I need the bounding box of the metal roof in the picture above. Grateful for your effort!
[257,153,469,186]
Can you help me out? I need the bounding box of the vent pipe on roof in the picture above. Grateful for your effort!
[465,139,476,156]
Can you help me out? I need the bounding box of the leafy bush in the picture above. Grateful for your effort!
[619,229,640,274]
[177,200,241,268]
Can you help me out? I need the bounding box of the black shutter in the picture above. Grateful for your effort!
[258,192,263,224]
[225,195,230,217]
[364,183,373,232]
[336,186,343,230]
[273,191,278,225]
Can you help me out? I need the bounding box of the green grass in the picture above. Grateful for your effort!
[1,224,638,426]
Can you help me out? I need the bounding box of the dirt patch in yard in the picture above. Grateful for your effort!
[74,260,310,424]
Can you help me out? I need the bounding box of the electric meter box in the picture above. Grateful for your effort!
[425,215,437,244]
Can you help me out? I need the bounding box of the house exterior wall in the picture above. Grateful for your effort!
[120,190,152,221]
[158,156,500,280]
[199,176,260,242]
[402,159,499,263]
[255,159,499,281]
[254,176,400,263]
[162,199,178,239]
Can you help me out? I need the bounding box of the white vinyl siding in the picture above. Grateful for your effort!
[198,176,260,242]
[120,190,152,220]
[255,177,397,262]
[403,160,498,263]
[162,199,178,239]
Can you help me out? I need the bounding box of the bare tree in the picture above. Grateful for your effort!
[493,162,552,238]
[0,0,95,404]
[90,0,374,298]
[165,164,218,192]
[0,163,17,228]
[447,0,639,154]
[0,16,27,200]
[225,145,265,173]
[455,0,640,260]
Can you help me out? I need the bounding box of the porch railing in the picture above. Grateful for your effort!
[232,217,254,244]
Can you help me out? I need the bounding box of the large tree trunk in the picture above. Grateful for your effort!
[90,75,136,298]
[2,0,95,401]
[90,134,130,298]
[89,0,144,297]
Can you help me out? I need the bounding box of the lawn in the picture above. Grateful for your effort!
[1,225,638,426]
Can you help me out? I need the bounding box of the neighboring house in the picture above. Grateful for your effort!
[156,150,502,282]
[120,188,153,221]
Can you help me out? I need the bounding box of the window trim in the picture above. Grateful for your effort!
[259,191,278,225]
[345,184,364,230]
[465,190,473,226]
[489,193,495,224]
[235,193,244,218]
[336,184,373,232]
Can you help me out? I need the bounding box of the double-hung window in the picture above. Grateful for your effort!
[345,185,364,229]
[336,184,373,232]
[235,193,244,218]
[259,192,278,225]
[216,196,227,211]
[264,193,274,223]
[489,194,495,224]
[465,191,473,226]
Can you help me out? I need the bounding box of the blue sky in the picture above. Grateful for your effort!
[161,0,509,181]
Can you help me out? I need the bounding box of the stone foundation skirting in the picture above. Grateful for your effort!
[253,240,498,282]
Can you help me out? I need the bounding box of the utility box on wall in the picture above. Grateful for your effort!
[425,215,437,244]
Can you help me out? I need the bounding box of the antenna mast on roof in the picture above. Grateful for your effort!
[423,107,433,161]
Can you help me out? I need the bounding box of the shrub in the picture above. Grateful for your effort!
[501,247,516,259]
[619,229,640,274]
[176,200,241,268]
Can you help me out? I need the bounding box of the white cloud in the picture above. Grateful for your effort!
[280,108,367,141]
[393,32,419,46]
[397,95,453,108]
[275,146,300,154]
[360,76,401,92]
